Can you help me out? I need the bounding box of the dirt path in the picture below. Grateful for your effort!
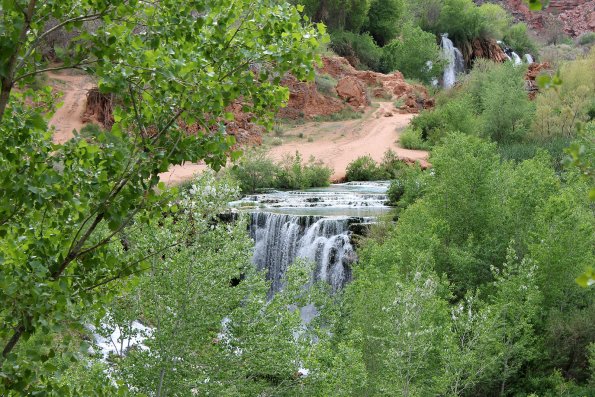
[48,72,95,144]
[46,74,428,184]
[268,102,429,181]
[159,102,429,184]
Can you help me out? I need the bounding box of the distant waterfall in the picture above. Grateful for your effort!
[441,34,465,88]
[250,212,357,293]
[510,51,522,65]
[524,54,534,64]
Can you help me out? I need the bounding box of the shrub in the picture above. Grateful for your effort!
[379,149,407,179]
[477,3,511,40]
[503,23,537,56]
[231,149,280,193]
[330,31,383,71]
[478,62,533,142]
[345,155,384,181]
[364,0,404,46]
[276,151,332,189]
[303,156,333,188]
[380,23,444,84]
[539,44,585,67]
[578,32,595,46]
[410,94,480,145]
[399,127,431,150]
[436,0,483,42]
[271,137,283,146]
[532,49,595,140]
[387,165,426,209]
[315,74,338,98]
[498,138,572,172]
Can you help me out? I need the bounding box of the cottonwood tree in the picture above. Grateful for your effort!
[0,0,324,393]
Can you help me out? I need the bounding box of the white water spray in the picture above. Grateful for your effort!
[441,34,465,88]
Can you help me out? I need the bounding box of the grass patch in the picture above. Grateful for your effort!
[313,107,363,122]
[315,74,338,98]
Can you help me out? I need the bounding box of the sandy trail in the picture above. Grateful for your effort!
[46,74,428,184]
[268,102,429,181]
[48,72,95,144]
[160,102,429,184]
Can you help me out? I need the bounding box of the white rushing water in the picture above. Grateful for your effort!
[243,182,390,293]
[251,213,358,293]
[441,34,465,88]
[524,54,534,64]
[511,51,522,65]
[230,181,392,217]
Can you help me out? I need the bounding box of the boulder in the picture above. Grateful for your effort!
[335,76,369,107]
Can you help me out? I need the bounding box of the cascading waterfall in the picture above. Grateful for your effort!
[250,212,357,294]
[510,51,522,65]
[441,34,465,88]
[524,54,534,64]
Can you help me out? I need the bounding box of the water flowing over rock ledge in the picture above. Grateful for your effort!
[230,182,392,293]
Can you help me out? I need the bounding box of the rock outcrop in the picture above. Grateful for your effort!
[481,0,595,38]
[277,74,344,119]
[525,62,552,99]
[335,76,369,108]
[318,56,434,113]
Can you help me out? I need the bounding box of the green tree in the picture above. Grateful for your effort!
[0,0,323,392]
[504,23,538,55]
[380,23,444,83]
[103,174,321,395]
[364,0,404,46]
[437,0,483,43]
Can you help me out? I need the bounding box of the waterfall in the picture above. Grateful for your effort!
[524,54,534,64]
[441,34,465,88]
[250,212,357,294]
[510,51,522,65]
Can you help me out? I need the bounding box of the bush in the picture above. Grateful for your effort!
[230,149,280,193]
[379,149,407,179]
[578,32,595,46]
[478,62,533,142]
[330,31,383,71]
[503,23,537,56]
[303,156,333,188]
[387,165,426,210]
[410,94,480,145]
[315,74,338,97]
[477,3,511,40]
[276,151,332,189]
[399,127,431,150]
[532,49,595,140]
[499,138,572,171]
[345,151,407,181]
[436,0,483,42]
[346,155,384,181]
[539,44,585,67]
[231,150,331,192]
[380,23,444,84]
[364,0,404,46]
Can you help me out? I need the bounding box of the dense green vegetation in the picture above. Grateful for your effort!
[310,0,537,83]
[1,0,594,395]
[345,150,409,181]
[0,0,323,393]
[230,150,332,193]
[405,49,595,167]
